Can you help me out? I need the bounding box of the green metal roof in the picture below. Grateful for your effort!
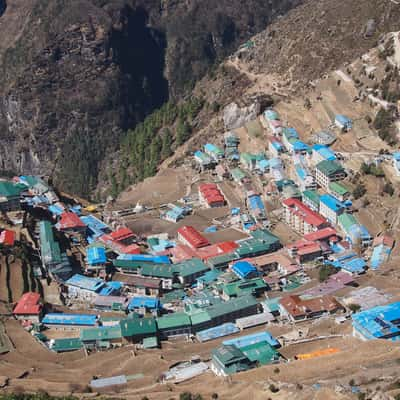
[316,160,344,176]
[250,229,280,246]
[80,325,122,342]
[207,253,238,269]
[222,278,267,298]
[235,239,273,258]
[140,264,176,278]
[241,341,279,365]
[0,181,25,198]
[338,212,358,232]
[51,338,83,352]
[189,310,212,325]
[231,168,246,181]
[120,316,157,337]
[302,190,320,206]
[206,295,258,319]
[39,221,62,265]
[156,312,191,330]
[114,259,166,270]
[212,344,247,365]
[174,258,210,278]
[328,181,349,196]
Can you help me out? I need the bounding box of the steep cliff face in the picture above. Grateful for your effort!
[0,0,302,197]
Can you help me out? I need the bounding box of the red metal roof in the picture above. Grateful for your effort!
[177,225,210,249]
[282,198,327,228]
[287,240,321,255]
[199,183,225,205]
[0,230,15,246]
[13,292,41,315]
[170,244,198,262]
[109,227,136,241]
[303,227,337,242]
[58,212,86,230]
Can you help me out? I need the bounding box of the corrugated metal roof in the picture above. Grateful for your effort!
[157,312,191,330]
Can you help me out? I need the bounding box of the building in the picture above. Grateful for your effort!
[338,213,372,247]
[282,198,328,234]
[42,313,98,329]
[114,273,162,296]
[157,312,192,339]
[162,205,187,223]
[211,344,256,376]
[311,130,336,146]
[279,294,344,321]
[204,143,224,161]
[247,194,266,220]
[86,246,107,271]
[328,182,350,202]
[128,297,161,316]
[80,325,123,348]
[315,160,346,189]
[311,144,337,164]
[198,183,226,207]
[334,115,353,132]
[231,261,258,280]
[231,168,247,184]
[13,292,42,322]
[302,190,320,212]
[57,212,86,235]
[194,150,214,170]
[221,278,267,300]
[39,220,72,281]
[393,152,400,176]
[120,315,157,343]
[248,251,299,275]
[352,301,400,341]
[99,227,139,255]
[65,274,106,301]
[93,295,129,312]
[268,137,285,157]
[49,338,83,353]
[294,163,317,191]
[0,229,16,247]
[319,194,345,225]
[215,164,230,180]
[0,181,23,211]
[286,240,322,263]
[177,225,210,249]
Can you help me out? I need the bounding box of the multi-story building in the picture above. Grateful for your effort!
[315,160,346,189]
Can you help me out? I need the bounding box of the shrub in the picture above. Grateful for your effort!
[269,384,280,393]
[319,264,337,282]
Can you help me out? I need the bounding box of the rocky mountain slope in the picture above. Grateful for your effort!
[0,0,302,197]
[113,0,400,201]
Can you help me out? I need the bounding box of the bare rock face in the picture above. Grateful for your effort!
[0,0,303,197]
[223,101,260,130]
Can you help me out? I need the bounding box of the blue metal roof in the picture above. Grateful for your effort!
[352,302,400,341]
[335,114,352,126]
[81,215,110,239]
[87,246,106,265]
[48,204,64,216]
[117,254,171,264]
[370,244,392,270]
[65,274,105,292]
[393,152,400,161]
[258,159,270,171]
[232,261,257,279]
[42,313,98,326]
[99,282,122,296]
[320,194,345,212]
[128,296,161,310]
[248,195,265,211]
[223,330,280,348]
[196,323,239,342]
[313,144,336,161]
[292,141,309,152]
[295,165,307,181]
